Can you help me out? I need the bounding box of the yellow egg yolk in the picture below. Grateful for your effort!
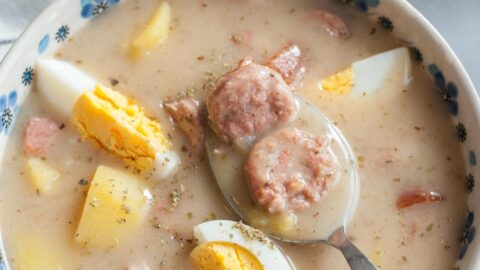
[319,67,353,95]
[71,85,171,171]
[190,242,263,270]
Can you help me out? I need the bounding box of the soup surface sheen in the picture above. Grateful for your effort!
[0,0,467,269]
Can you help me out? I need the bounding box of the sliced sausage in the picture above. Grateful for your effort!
[164,98,205,154]
[267,43,306,90]
[207,57,297,146]
[245,127,338,213]
[24,117,61,156]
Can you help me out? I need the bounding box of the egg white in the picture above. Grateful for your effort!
[36,59,179,179]
[36,59,96,117]
[193,220,294,269]
[350,47,412,95]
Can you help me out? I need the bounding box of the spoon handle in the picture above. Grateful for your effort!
[329,228,378,270]
[339,240,378,269]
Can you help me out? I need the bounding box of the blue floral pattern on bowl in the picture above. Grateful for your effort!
[377,16,394,31]
[0,90,18,134]
[0,1,120,267]
[429,64,460,115]
[0,0,478,269]
[409,46,423,62]
[460,211,477,260]
[469,151,476,166]
[354,0,379,12]
[466,174,475,194]
[81,0,120,18]
[21,67,34,86]
[38,35,49,54]
[55,25,70,43]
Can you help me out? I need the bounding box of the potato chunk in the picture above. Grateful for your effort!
[75,165,152,249]
[26,157,60,196]
[247,208,296,235]
[14,234,74,270]
[130,1,171,57]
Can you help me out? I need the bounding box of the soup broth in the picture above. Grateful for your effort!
[0,0,467,269]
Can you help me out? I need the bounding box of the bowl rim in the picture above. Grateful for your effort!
[2,0,477,119]
[0,0,479,268]
[0,0,68,80]
[398,0,480,122]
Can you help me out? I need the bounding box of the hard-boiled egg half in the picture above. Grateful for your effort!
[319,47,412,95]
[36,59,179,178]
[190,220,294,270]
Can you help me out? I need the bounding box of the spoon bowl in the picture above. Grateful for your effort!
[206,94,376,269]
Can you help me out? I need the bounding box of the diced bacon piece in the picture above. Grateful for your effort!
[24,117,61,156]
[267,43,306,90]
[396,190,444,209]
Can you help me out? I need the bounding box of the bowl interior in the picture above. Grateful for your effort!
[0,0,478,269]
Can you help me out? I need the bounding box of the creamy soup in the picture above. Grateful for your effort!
[0,0,467,269]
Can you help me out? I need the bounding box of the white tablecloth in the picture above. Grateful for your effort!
[1,0,479,92]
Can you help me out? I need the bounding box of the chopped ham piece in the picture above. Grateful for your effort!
[267,43,306,90]
[396,190,444,209]
[312,10,350,39]
[164,98,205,154]
[24,117,61,156]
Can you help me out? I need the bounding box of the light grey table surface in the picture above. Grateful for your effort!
[1,0,479,91]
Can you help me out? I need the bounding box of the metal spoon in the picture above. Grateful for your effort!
[206,94,377,270]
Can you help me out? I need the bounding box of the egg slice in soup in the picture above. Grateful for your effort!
[191,220,294,270]
[319,47,412,95]
[35,59,179,178]
[36,59,96,116]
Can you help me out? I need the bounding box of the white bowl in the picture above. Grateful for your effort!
[0,0,478,269]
